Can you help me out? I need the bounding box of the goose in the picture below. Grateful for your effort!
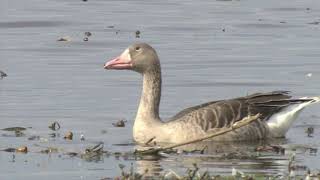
[104,43,320,144]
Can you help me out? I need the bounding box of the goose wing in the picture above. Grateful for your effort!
[169,91,312,131]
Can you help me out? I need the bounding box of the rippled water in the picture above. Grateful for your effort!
[1,0,320,179]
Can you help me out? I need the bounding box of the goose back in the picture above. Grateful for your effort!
[168,91,312,132]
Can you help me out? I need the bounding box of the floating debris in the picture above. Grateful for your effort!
[113,151,122,160]
[309,148,317,155]
[1,127,27,132]
[81,142,105,161]
[57,36,71,42]
[255,145,285,154]
[280,21,287,24]
[112,119,127,127]
[83,32,92,41]
[80,134,85,141]
[40,147,58,154]
[306,127,314,137]
[85,142,104,154]
[28,135,40,141]
[135,30,141,38]
[163,170,182,179]
[1,127,27,137]
[82,0,87,2]
[221,151,257,160]
[109,162,288,180]
[16,146,28,153]
[114,163,147,180]
[288,152,296,175]
[232,167,245,178]
[48,121,61,131]
[103,161,320,180]
[0,70,7,79]
[49,132,59,138]
[305,172,320,180]
[222,28,226,32]
[64,131,73,140]
[115,30,120,35]
[65,152,78,157]
[182,146,207,154]
[107,25,115,28]
[306,73,313,77]
[308,21,319,25]
[84,31,92,37]
[15,131,25,137]
[1,148,16,153]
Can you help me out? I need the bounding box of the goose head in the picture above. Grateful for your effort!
[104,43,160,74]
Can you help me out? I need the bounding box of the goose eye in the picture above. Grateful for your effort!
[135,47,141,51]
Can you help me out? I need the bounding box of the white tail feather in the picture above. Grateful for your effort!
[267,97,320,138]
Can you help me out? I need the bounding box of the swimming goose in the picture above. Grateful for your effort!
[104,43,320,144]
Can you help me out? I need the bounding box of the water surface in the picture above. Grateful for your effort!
[1,0,320,179]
